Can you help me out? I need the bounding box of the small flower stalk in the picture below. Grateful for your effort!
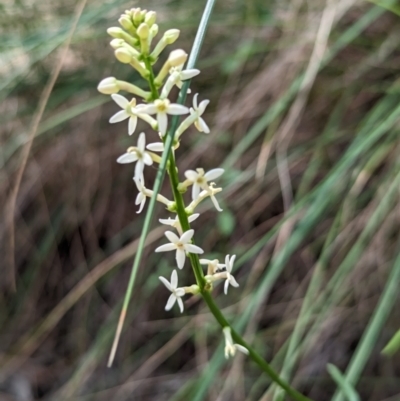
[99,6,243,363]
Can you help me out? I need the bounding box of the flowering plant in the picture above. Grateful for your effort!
[98,6,312,401]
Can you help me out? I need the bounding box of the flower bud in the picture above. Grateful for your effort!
[137,23,149,39]
[168,49,188,67]
[145,11,157,26]
[150,24,159,38]
[110,38,125,49]
[97,77,119,94]
[115,48,132,64]
[107,27,125,39]
[163,29,180,44]
[133,8,143,25]
[118,15,134,32]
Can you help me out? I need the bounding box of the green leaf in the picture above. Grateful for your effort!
[382,329,400,356]
[327,364,360,401]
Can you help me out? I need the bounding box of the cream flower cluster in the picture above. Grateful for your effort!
[98,7,244,359]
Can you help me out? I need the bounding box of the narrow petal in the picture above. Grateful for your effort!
[117,152,138,164]
[159,276,173,292]
[229,275,239,288]
[188,213,200,223]
[137,132,146,152]
[171,270,178,289]
[235,344,249,355]
[192,184,200,201]
[134,160,145,181]
[180,69,200,80]
[155,243,177,253]
[143,152,153,166]
[185,244,204,254]
[211,195,223,212]
[176,249,186,269]
[165,294,177,311]
[199,259,211,264]
[198,99,210,115]
[137,198,145,214]
[193,93,198,110]
[111,94,129,108]
[147,142,164,152]
[109,110,129,123]
[128,116,137,135]
[224,279,230,295]
[159,218,175,226]
[229,255,236,271]
[165,230,180,244]
[180,229,194,244]
[157,112,168,136]
[177,297,184,313]
[167,104,189,115]
[225,254,230,267]
[205,168,224,181]
[138,104,157,115]
[184,170,198,182]
[198,117,210,134]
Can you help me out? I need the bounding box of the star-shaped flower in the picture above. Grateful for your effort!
[109,94,147,135]
[155,229,203,269]
[159,214,200,235]
[190,93,210,134]
[139,99,189,136]
[223,327,249,359]
[133,177,146,214]
[200,258,226,275]
[184,168,224,200]
[170,65,200,93]
[223,254,239,294]
[159,270,185,313]
[117,132,153,181]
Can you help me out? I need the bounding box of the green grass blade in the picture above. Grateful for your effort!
[327,364,360,401]
[331,243,400,401]
[107,0,216,367]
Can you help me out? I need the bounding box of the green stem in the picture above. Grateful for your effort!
[143,56,159,100]
[139,6,313,401]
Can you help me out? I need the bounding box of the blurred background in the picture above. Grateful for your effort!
[2,0,400,400]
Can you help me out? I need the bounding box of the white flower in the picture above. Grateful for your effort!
[190,93,210,134]
[185,183,223,213]
[223,254,239,295]
[200,258,225,275]
[223,327,249,359]
[172,66,200,91]
[139,99,189,136]
[159,270,185,313]
[109,94,148,135]
[117,132,153,181]
[155,229,203,269]
[162,66,200,97]
[159,213,200,235]
[184,168,224,200]
[133,177,146,214]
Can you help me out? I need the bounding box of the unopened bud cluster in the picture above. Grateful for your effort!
[98,7,246,359]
